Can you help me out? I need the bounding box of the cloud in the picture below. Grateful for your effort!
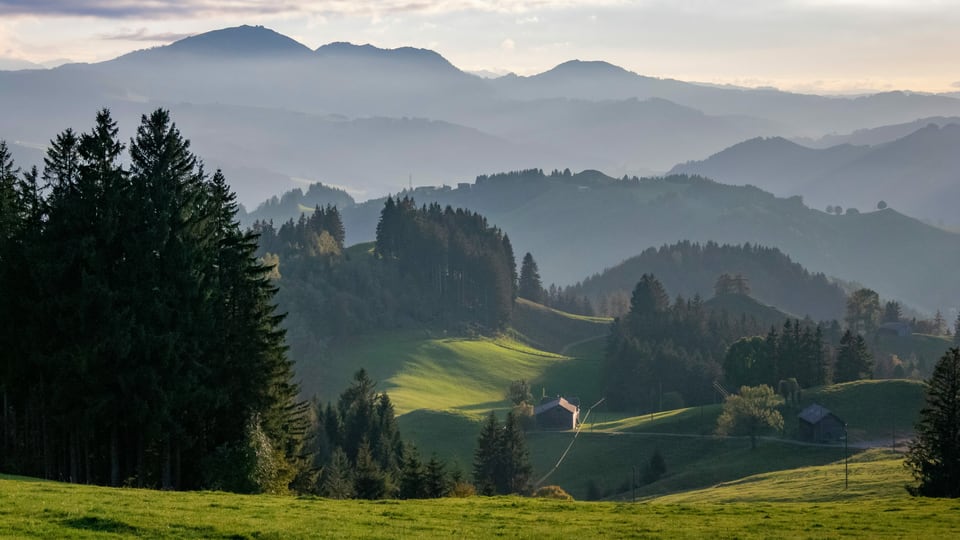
[952,81,960,89]
[99,28,193,42]
[500,38,515,50]
[0,1,628,19]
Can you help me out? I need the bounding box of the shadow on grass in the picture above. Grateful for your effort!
[62,515,139,534]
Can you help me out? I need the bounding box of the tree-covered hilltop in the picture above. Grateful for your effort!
[569,241,848,321]
[0,110,300,492]
[240,181,355,225]
[252,196,516,384]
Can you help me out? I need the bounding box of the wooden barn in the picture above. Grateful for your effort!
[798,403,845,443]
[534,397,579,430]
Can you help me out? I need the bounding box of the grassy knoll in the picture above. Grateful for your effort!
[511,298,611,354]
[300,331,572,415]
[796,379,926,443]
[3,472,959,538]
[529,431,847,500]
[653,449,911,503]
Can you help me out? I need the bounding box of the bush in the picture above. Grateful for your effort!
[450,481,477,498]
[533,485,574,501]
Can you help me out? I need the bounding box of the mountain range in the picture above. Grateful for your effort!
[4,24,960,209]
[247,169,960,314]
[670,123,960,226]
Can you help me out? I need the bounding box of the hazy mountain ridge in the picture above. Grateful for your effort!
[4,25,960,206]
[793,116,960,148]
[670,123,960,225]
[319,169,960,314]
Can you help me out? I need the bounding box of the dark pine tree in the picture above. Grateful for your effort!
[473,412,501,496]
[834,330,873,383]
[518,252,545,304]
[906,348,960,497]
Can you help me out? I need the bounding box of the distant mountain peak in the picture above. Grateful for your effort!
[541,59,635,77]
[158,25,313,57]
[315,41,457,70]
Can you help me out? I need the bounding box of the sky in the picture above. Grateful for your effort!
[0,0,958,95]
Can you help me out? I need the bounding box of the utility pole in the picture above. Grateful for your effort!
[844,424,849,490]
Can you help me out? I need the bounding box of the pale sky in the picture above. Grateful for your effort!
[1,0,958,94]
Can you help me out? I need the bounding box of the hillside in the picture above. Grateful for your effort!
[4,472,959,538]
[296,286,929,500]
[333,171,960,314]
[670,123,960,226]
[652,448,909,503]
[569,241,846,321]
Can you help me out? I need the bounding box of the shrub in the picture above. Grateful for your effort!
[450,481,477,498]
[533,485,573,501]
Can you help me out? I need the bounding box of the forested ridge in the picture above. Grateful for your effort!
[569,241,848,321]
[0,110,300,491]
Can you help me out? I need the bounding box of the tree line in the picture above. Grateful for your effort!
[0,110,300,491]
[604,274,767,411]
[570,241,848,321]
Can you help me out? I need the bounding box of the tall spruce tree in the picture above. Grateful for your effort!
[906,348,960,497]
[518,252,545,303]
[499,410,532,495]
[835,330,873,383]
[473,412,501,496]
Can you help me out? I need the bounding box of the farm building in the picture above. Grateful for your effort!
[798,403,845,443]
[534,397,579,430]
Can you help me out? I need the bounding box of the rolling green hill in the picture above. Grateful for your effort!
[294,293,930,501]
[653,448,908,503]
[4,455,958,538]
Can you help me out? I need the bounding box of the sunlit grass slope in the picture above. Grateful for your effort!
[653,449,911,503]
[315,333,582,416]
[4,472,959,538]
[511,297,610,353]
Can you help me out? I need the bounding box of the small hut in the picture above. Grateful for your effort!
[798,403,845,443]
[534,397,579,430]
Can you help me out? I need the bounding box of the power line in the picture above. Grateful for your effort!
[533,397,605,488]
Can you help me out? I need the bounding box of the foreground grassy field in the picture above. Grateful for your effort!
[3,460,958,539]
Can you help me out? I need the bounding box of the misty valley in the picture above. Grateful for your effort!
[2,21,960,539]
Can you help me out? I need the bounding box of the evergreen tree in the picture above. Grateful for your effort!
[321,447,355,499]
[353,440,387,499]
[518,252,545,303]
[499,411,532,495]
[473,412,501,496]
[399,447,427,499]
[906,348,960,497]
[882,301,902,324]
[835,330,873,382]
[424,455,450,498]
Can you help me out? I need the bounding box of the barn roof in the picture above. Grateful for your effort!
[799,403,842,425]
[535,397,578,416]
